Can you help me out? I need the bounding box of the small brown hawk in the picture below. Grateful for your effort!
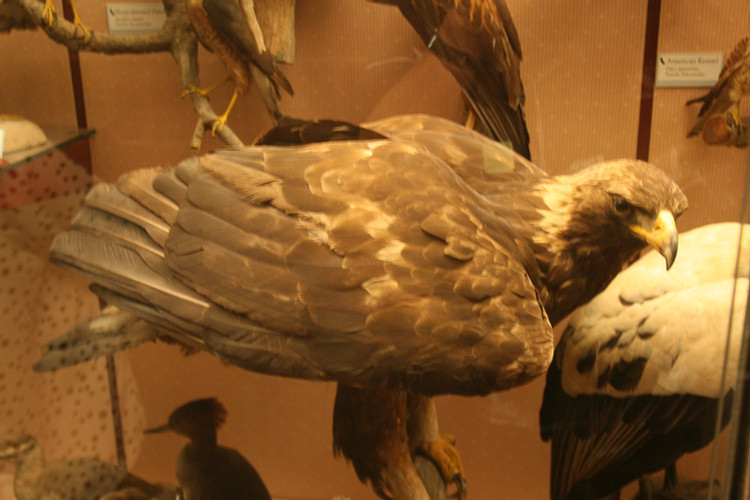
[186,0,293,131]
[687,34,750,138]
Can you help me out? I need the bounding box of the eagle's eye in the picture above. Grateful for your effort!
[612,195,632,216]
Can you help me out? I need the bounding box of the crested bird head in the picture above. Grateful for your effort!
[144,398,227,445]
[0,433,39,464]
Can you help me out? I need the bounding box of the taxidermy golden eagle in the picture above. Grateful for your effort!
[540,222,747,500]
[687,34,750,138]
[41,115,687,500]
[370,0,531,159]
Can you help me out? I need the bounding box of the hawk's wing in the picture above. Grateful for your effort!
[50,121,552,396]
[687,35,750,137]
[372,0,530,158]
[200,0,293,95]
[540,222,749,500]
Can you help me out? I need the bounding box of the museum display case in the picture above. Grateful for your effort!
[1,1,749,499]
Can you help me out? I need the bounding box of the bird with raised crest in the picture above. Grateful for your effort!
[145,398,271,500]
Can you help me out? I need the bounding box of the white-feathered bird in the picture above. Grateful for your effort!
[540,222,749,500]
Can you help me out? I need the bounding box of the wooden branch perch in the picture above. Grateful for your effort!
[701,112,749,148]
[13,0,295,151]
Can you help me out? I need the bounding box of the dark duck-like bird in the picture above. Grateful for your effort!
[540,222,749,500]
[145,398,271,500]
[41,114,687,500]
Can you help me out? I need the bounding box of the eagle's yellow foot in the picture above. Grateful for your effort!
[419,434,467,500]
[42,0,56,26]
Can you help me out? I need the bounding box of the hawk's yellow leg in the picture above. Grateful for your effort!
[41,0,91,42]
[211,90,239,134]
[42,0,56,26]
[70,0,91,43]
[418,434,467,500]
[182,77,231,98]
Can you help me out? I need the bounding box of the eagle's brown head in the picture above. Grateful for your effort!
[531,159,688,324]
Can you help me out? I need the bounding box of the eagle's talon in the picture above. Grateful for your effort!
[419,434,466,500]
[448,474,467,500]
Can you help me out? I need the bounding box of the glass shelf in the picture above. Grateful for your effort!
[0,127,95,176]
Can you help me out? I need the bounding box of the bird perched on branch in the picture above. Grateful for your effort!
[0,432,174,500]
[687,34,750,138]
[371,0,530,159]
[145,398,271,500]
[39,0,90,41]
[45,114,686,500]
[540,222,748,500]
[185,0,293,132]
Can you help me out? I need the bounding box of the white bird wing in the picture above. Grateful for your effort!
[539,222,750,500]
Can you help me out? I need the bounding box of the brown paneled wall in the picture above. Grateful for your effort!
[1,1,749,499]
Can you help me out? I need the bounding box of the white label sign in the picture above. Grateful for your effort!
[106,3,166,35]
[655,52,724,88]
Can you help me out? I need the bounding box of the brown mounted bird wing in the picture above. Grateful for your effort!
[50,120,552,396]
[373,0,530,158]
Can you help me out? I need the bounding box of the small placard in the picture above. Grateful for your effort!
[106,3,166,35]
[655,52,724,88]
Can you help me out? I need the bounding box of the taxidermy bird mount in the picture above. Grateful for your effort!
[687,34,750,139]
[11,0,296,151]
[183,0,294,133]
[145,398,271,500]
[0,432,176,500]
[540,222,749,500]
[370,0,531,159]
[42,114,686,500]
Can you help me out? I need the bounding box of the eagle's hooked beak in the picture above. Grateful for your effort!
[630,209,679,269]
